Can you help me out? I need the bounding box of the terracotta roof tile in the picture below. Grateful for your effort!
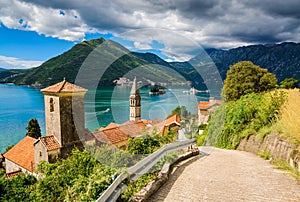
[102,123,119,130]
[40,136,61,151]
[3,136,36,172]
[198,100,222,110]
[93,127,128,144]
[119,121,146,137]
[165,114,181,126]
[94,117,178,144]
[41,80,88,93]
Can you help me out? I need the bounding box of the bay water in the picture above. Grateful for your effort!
[0,84,208,153]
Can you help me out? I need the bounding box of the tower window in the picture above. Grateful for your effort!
[50,98,54,112]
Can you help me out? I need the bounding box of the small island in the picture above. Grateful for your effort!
[149,85,166,95]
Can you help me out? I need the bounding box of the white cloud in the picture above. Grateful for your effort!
[0,0,94,41]
[1,0,300,60]
[0,55,43,69]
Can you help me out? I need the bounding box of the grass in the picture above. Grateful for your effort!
[258,150,271,160]
[273,89,300,144]
[271,158,300,181]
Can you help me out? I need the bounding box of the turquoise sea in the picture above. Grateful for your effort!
[0,84,209,153]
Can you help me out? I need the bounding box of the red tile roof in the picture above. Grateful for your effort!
[93,117,178,145]
[3,136,36,172]
[40,136,61,151]
[198,100,222,110]
[93,127,128,144]
[101,123,119,130]
[165,114,181,126]
[41,80,88,93]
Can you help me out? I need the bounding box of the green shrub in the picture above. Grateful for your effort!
[205,91,286,149]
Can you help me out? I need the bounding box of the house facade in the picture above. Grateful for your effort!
[198,97,222,125]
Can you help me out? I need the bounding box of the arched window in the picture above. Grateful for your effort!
[50,98,54,112]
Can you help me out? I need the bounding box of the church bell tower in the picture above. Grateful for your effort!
[129,77,141,121]
[41,79,88,157]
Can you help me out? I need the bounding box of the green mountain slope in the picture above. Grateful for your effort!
[1,40,300,89]
[1,38,185,88]
[7,38,105,87]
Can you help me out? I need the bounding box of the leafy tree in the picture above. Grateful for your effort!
[167,106,190,119]
[222,61,277,101]
[26,118,41,139]
[280,78,298,89]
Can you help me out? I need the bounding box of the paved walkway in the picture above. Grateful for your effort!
[147,147,300,202]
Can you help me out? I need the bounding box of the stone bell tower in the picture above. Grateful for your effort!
[129,77,141,121]
[41,79,88,157]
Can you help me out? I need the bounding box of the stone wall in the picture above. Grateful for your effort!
[34,140,49,168]
[237,133,300,172]
[129,149,200,202]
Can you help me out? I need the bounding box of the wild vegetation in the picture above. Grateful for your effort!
[0,149,116,201]
[197,61,293,148]
[200,91,286,149]
[0,125,179,201]
[127,129,178,155]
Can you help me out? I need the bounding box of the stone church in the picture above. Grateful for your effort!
[4,79,88,175]
[3,78,181,176]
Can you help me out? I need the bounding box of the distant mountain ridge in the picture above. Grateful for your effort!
[0,39,299,89]
[205,42,300,82]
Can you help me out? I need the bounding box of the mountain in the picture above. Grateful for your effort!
[0,68,5,71]
[204,42,300,82]
[1,40,300,89]
[0,38,185,88]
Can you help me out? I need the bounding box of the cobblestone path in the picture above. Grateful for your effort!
[147,147,300,202]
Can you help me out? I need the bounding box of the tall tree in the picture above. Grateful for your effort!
[222,61,277,101]
[26,118,41,139]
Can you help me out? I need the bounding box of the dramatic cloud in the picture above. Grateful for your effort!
[1,0,300,60]
[0,55,43,69]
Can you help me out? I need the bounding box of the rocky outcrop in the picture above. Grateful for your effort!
[238,134,300,172]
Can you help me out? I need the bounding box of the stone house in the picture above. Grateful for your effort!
[3,136,36,175]
[198,97,222,125]
[92,78,181,148]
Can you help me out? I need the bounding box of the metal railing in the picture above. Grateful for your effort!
[96,138,196,202]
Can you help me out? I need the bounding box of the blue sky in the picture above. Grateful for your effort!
[1,0,300,69]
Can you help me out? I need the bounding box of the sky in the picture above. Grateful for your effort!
[1,0,300,69]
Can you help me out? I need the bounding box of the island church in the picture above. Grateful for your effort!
[3,78,180,176]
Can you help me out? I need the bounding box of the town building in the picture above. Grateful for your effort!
[198,97,222,124]
[3,78,181,176]
[92,78,181,148]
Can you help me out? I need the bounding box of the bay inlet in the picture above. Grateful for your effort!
[0,84,207,153]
